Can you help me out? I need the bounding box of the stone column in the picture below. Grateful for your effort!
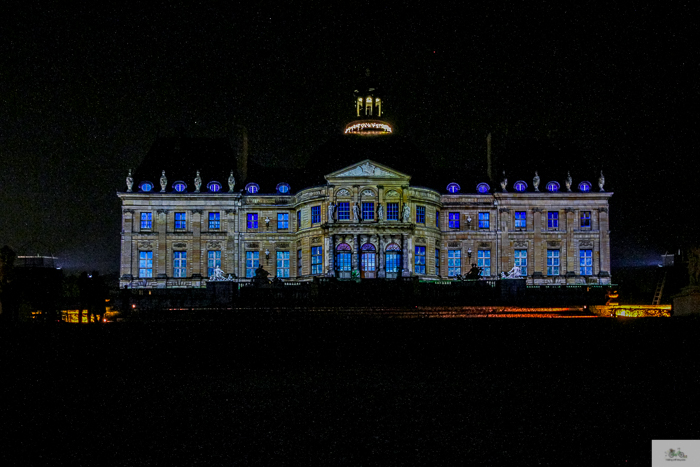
[121,210,134,279]
[192,210,202,277]
[532,208,542,277]
[565,208,576,281]
[156,210,168,278]
[378,235,386,278]
[598,207,610,277]
[352,234,359,273]
[499,208,510,276]
[225,209,237,278]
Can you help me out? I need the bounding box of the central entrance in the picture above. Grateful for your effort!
[360,243,377,279]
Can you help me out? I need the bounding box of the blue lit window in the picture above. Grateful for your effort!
[580,249,593,275]
[245,183,259,194]
[385,243,401,273]
[435,248,440,275]
[311,247,323,274]
[447,183,460,194]
[580,211,591,229]
[297,249,302,276]
[207,181,222,192]
[578,181,591,192]
[515,211,526,229]
[297,210,301,230]
[415,246,426,274]
[173,181,187,192]
[449,212,460,229]
[207,250,221,277]
[277,183,290,194]
[246,251,259,278]
[209,212,220,230]
[336,243,352,272]
[277,251,290,278]
[416,206,425,224]
[362,202,374,221]
[476,183,490,194]
[436,210,440,228]
[547,250,560,276]
[387,203,399,221]
[175,212,186,230]
[514,249,527,276]
[448,250,461,277]
[173,251,187,278]
[546,181,560,193]
[247,213,258,229]
[139,181,153,192]
[277,213,288,229]
[140,212,152,230]
[478,250,491,277]
[479,212,490,229]
[514,181,528,192]
[548,211,559,229]
[139,251,153,278]
[311,206,321,224]
[337,202,350,221]
[361,243,377,274]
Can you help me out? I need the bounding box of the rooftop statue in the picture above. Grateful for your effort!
[565,171,572,192]
[126,169,133,192]
[533,171,540,192]
[500,171,508,192]
[228,170,236,193]
[194,170,202,193]
[160,170,167,193]
[598,170,605,192]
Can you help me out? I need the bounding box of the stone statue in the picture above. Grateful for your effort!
[253,265,270,287]
[598,170,605,192]
[194,170,202,193]
[228,170,236,193]
[500,171,508,192]
[210,265,227,281]
[377,204,384,221]
[126,169,134,192]
[402,204,410,222]
[533,171,540,192]
[328,202,335,223]
[466,263,482,280]
[353,202,361,222]
[565,171,572,192]
[503,265,521,279]
[160,170,167,193]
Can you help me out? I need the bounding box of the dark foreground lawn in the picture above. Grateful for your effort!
[1,316,698,466]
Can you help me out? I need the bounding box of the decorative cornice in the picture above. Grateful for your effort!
[192,209,203,215]
[157,209,169,215]
[499,208,511,213]
[564,208,575,213]
[532,208,543,213]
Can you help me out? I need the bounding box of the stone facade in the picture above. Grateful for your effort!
[118,159,612,288]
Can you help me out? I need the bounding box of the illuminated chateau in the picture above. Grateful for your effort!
[118,78,612,288]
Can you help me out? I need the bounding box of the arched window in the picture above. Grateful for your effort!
[336,243,352,272]
[546,181,560,193]
[476,183,490,194]
[385,243,402,274]
[578,181,591,192]
[172,181,187,192]
[139,181,154,192]
[207,181,222,192]
[365,96,373,116]
[276,183,290,194]
[446,183,460,194]
[245,183,260,194]
[361,243,376,251]
[513,181,528,192]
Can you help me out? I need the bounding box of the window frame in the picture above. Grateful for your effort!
[514,211,526,230]
[435,248,440,276]
[337,202,350,221]
[173,251,187,278]
[580,249,593,276]
[277,213,289,230]
[547,249,560,276]
[247,213,258,229]
[514,249,527,276]
[311,246,323,275]
[362,202,375,221]
[140,212,152,230]
[387,203,399,221]
[175,212,187,230]
[246,251,259,278]
[311,206,321,224]
[548,211,559,230]
[448,249,461,277]
[478,212,490,229]
[414,246,426,274]
[580,211,591,229]
[208,212,220,230]
[416,206,425,224]
[448,212,460,229]
[207,250,221,277]
[478,250,491,277]
[139,251,153,278]
[276,251,290,278]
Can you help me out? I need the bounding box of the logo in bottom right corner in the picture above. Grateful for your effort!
[665,448,688,461]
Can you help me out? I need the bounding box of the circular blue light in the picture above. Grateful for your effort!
[476,183,490,194]
[578,181,591,192]
[513,181,528,192]
[139,181,153,192]
[245,183,259,194]
[546,181,560,193]
[172,181,187,192]
[446,182,460,194]
[207,181,222,192]
[276,183,290,194]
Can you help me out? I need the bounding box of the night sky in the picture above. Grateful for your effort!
[1,2,697,273]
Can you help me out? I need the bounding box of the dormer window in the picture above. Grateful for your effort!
[446,183,460,194]
[139,181,154,192]
[245,183,260,194]
[546,181,560,193]
[476,183,490,194]
[514,181,528,192]
[365,96,373,116]
[578,181,592,192]
[207,181,222,192]
[276,183,290,194]
[172,181,187,192]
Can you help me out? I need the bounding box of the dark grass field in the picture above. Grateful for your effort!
[2,316,698,465]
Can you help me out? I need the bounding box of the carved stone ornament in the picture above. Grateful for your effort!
[126,169,133,192]
[385,190,400,198]
[157,209,169,216]
[499,208,511,213]
[361,189,375,197]
[565,171,572,192]
[246,242,260,249]
[225,209,236,215]
[336,188,351,197]
[123,209,134,215]
[138,241,153,249]
[173,242,187,249]
[194,171,202,193]
[277,242,290,248]
[479,242,491,248]
[160,170,167,193]
[547,241,561,247]
[206,242,221,249]
[514,241,528,248]
[435,239,441,247]
[598,170,605,192]
[339,162,398,177]
[532,207,543,213]
[311,236,322,244]
[533,171,540,192]
[564,207,575,213]
[192,209,203,215]
[579,240,594,248]
[228,170,236,193]
[448,242,461,248]
[416,237,426,244]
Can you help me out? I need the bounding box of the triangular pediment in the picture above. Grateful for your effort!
[325,159,410,181]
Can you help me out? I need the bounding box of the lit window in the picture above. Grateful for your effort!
[514,211,526,229]
[207,250,221,277]
[297,249,302,276]
[336,243,352,272]
[387,203,399,221]
[311,206,321,224]
[448,250,461,277]
[478,250,491,277]
[245,183,259,194]
[172,181,187,192]
[580,211,591,229]
[207,181,222,192]
[449,212,460,229]
[579,181,591,192]
[477,183,490,194]
[546,181,560,193]
[246,251,259,278]
[139,181,153,192]
[277,251,290,278]
[547,250,560,276]
[580,249,593,275]
[436,210,440,228]
[208,212,220,230]
[385,243,401,273]
[435,248,440,276]
[548,211,559,229]
[478,212,490,229]
[416,206,425,224]
[173,251,187,278]
[514,181,528,192]
[297,210,301,230]
[311,247,323,274]
[140,212,152,230]
[415,246,426,274]
[514,249,527,276]
[361,244,376,274]
[139,251,153,278]
[447,183,460,194]
[362,202,374,221]
[247,213,258,229]
[276,183,290,194]
[337,202,350,221]
[175,212,186,230]
[277,213,288,229]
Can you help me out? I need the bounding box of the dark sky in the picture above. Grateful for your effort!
[1,2,697,273]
